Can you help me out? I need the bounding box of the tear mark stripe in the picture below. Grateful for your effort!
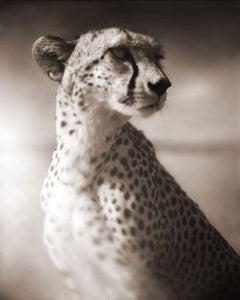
[125,49,139,93]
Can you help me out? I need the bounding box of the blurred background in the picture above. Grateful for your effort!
[0,1,239,299]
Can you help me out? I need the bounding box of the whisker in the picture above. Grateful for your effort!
[119,95,132,103]
[126,97,135,105]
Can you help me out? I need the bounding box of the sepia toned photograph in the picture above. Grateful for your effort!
[0,1,239,300]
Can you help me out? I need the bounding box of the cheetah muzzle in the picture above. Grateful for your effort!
[33,27,240,300]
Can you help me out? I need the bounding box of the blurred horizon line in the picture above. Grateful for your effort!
[1,141,239,154]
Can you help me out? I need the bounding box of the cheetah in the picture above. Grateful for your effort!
[33,28,240,300]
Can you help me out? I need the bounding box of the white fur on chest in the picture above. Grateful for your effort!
[42,183,143,300]
[42,176,169,300]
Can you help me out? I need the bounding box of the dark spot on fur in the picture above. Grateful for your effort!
[116,218,122,224]
[121,228,127,235]
[116,138,122,145]
[146,226,151,234]
[127,171,133,178]
[117,172,124,179]
[129,184,134,191]
[124,208,131,218]
[119,184,125,191]
[170,196,177,206]
[130,227,136,236]
[97,177,104,185]
[112,152,119,160]
[164,184,171,193]
[131,160,137,167]
[134,178,139,186]
[141,185,148,197]
[143,170,149,177]
[120,157,129,168]
[128,149,135,157]
[90,157,98,164]
[137,220,144,230]
[191,237,197,246]
[110,167,118,176]
[110,182,116,189]
[189,217,196,227]
[139,206,145,214]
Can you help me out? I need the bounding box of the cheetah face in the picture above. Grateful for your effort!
[33,28,171,118]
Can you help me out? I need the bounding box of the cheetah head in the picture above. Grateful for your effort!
[33,28,171,118]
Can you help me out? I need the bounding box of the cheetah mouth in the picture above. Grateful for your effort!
[138,93,167,112]
[138,99,160,111]
[119,93,165,112]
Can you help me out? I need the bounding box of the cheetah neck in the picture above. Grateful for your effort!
[55,87,128,190]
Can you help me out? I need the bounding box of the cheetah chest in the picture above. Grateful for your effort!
[42,181,158,300]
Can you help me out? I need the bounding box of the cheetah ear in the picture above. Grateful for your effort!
[32,35,77,82]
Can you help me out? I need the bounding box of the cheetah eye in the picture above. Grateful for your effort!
[109,47,129,61]
[155,53,165,66]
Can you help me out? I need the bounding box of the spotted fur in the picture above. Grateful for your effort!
[33,28,240,300]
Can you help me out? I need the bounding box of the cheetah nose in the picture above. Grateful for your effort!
[148,78,171,97]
